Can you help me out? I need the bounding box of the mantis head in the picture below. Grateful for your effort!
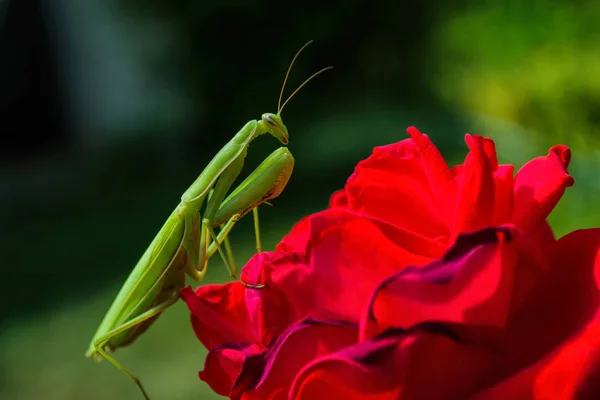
[261,113,289,144]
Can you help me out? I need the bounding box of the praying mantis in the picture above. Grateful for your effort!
[84,41,332,400]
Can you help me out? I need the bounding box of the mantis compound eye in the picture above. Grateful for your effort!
[263,113,277,126]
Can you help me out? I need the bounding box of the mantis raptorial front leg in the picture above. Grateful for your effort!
[198,146,295,285]
[85,40,332,400]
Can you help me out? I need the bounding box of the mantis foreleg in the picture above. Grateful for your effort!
[185,146,294,285]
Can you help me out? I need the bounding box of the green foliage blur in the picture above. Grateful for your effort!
[1,1,599,399]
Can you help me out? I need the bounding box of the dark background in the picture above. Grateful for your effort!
[1,0,599,399]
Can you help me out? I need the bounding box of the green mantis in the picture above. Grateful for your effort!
[85,41,332,400]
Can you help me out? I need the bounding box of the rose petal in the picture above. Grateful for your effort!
[290,329,491,400]
[329,189,348,208]
[451,134,496,238]
[230,319,358,400]
[276,215,313,258]
[530,220,556,249]
[472,309,600,400]
[199,343,263,396]
[406,126,458,227]
[241,252,305,346]
[532,309,600,399]
[499,228,600,374]
[362,225,549,341]
[489,165,515,226]
[510,145,574,233]
[476,135,499,170]
[344,136,448,238]
[181,284,257,349]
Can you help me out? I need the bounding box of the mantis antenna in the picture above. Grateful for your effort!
[277,40,334,115]
[278,66,334,115]
[278,40,314,113]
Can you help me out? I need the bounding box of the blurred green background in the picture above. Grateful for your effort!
[1,0,599,399]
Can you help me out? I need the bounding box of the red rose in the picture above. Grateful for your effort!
[182,127,595,399]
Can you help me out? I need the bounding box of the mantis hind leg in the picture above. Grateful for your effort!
[253,207,262,253]
[205,219,238,280]
[199,216,264,289]
[93,297,178,400]
[185,214,240,281]
[221,227,237,276]
[207,215,240,274]
[207,225,264,289]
